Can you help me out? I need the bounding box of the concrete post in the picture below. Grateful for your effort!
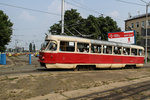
[29,54,31,64]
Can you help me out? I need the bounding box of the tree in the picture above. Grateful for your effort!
[29,43,32,52]
[33,44,36,52]
[49,9,83,36]
[49,9,121,40]
[0,10,13,52]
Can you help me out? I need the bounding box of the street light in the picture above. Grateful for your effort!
[141,0,150,64]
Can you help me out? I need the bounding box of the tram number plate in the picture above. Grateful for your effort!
[113,58,121,63]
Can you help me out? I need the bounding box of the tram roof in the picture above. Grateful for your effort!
[46,35,144,49]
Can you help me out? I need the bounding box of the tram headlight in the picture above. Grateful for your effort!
[42,56,45,60]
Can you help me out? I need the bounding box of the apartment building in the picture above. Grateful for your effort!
[125,13,150,53]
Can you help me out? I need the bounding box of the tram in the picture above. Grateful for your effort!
[39,35,144,70]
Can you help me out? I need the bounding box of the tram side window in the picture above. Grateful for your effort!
[91,44,101,53]
[131,48,137,56]
[77,43,89,53]
[60,41,75,52]
[114,46,122,55]
[103,45,112,54]
[123,48,130,55]
[138,49,144,56]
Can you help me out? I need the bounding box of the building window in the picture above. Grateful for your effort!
[136,22,139,27]
[141,21,144,28]
[131,23,134,28]
[148,20,150,26]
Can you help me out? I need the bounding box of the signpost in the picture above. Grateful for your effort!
[108,31,135,44]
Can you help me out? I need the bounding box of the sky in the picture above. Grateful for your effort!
[0,0,149,50]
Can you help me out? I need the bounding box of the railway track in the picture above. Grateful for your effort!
[69,80,150,100]
[0,66,149,76]
[0,55,149,76]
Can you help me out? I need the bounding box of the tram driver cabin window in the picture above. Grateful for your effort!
[60,41,75,52]
[46,40,57,51]
[77,43,89,53]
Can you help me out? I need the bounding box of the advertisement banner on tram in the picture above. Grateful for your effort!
[108,31,135,44]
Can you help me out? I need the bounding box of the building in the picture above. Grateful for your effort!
[125,13,150,55]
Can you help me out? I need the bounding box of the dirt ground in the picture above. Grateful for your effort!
[0,55,150,100]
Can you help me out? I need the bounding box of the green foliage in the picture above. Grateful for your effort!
[29,43,32,52]
[49,9,121,40]
[0,10,13,52]
[33,44,36,52]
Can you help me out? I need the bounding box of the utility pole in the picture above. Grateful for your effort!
[141,0,150,64]
[61,0,65,35]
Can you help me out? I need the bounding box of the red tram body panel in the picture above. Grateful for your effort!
[39,52,144,65]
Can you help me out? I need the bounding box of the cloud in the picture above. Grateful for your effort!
[110,11,119,18]
[19,11,36,21]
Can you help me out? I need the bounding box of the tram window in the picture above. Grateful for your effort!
[46,40,57,51]
[91,44,101,53]
[103,45,112,54]
[60,41,75,52]
[114,46,122,55]
[77,43,89,53]
[131,48,137,56]
[123,48,130,55]
[138,49,144,56]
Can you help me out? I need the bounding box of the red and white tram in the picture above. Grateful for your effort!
[39,35,144,70]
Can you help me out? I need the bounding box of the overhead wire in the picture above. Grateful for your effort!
[65,0,125,37]
[71,0,103,16]
[0,2,60,16]
[65,0,103,16]
[116,0,145,6]
[65,0,110,38]
[72,27,96,37]
[66,0,125,21]
[65,27,75,36]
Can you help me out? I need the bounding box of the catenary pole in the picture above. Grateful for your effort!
[141,0,150,64]
[61,0,65,34]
